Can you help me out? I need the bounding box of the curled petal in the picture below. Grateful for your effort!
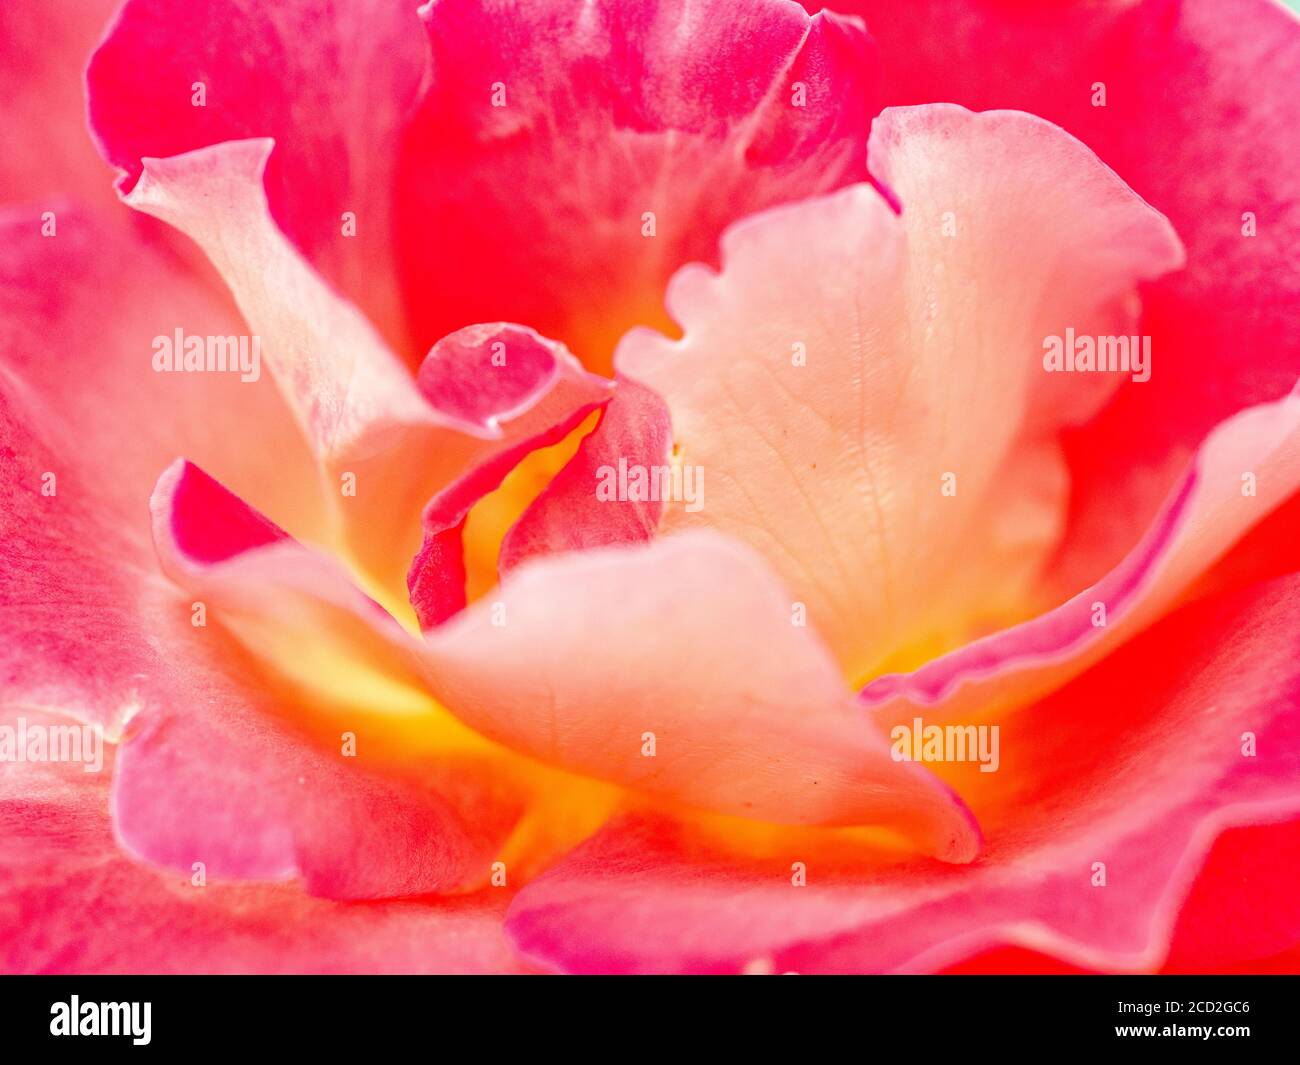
[151,463,979,861]
[122,140,449,461]
[506,573,1300,972]
[499,376,673,572]
[407,325,613,628]
[120,141,611,608]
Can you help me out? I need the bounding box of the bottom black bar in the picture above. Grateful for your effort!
[0,974,1293,1053]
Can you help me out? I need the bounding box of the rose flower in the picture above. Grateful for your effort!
[1,0,1298,974]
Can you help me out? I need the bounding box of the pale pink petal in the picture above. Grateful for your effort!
[618,105,1184,684]
[395,0,877,367]
[87,0,427,348]
[811,0,1300,591]
[506,573,1300,972]
[419,532,978,859]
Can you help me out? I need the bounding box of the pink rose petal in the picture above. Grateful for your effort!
[0,206,322,728]
[618,104,1184,683]
[407,325,613,628]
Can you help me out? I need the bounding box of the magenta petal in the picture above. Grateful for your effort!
[113,698,523,900]
[407,324,614,628]
[416,323,586,433]
[0,710,523,973]
[87,0,427,348]
[165,461,289,564]
[395,0,877,363]
[0,0,121,206]
[1156,818,1300,972]
[500,376,672,572]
